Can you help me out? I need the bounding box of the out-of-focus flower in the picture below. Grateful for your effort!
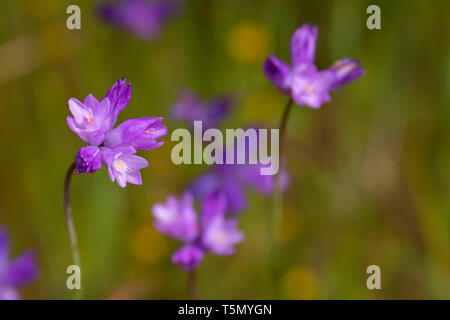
[189,128,290,214]
[281,265,319,299]
[67,78,167,187]
[152,192,244,271]
[98,0,179,41]
[227,23,270,64]
[170,89,232,130]
[171,244,204,271]
[264,24,365,108]
[152,193,199,243]
[0,227,38,300]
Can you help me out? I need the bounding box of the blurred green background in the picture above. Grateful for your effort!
[1,0,450,299]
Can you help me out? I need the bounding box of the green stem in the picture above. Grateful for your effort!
[187,270,197,300]
[267,98,293,296]
[64,162,83,299]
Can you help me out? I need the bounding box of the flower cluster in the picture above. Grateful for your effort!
[170,89,232,131]
[67,78,167,187]
[0,227,38,300]
[98,0,179,41]
[264,24,365,108]
[152,192,244,270]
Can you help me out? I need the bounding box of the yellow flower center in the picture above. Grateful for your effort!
[112,159,128,173]
[214,231,226,244]
[306,84,314,93]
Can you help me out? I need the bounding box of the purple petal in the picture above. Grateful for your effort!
[126,170,142,185]
[93,98,111,128]
[328,58,365,90]
[3,251,38,287]
[264,54,292,92]
[83,94,100,110]
[103,78,131,130]
[121,154,149,170]
[291,24,318,67]
[104,117,166,150]
[68,98,91,124]
[171,245,204,271]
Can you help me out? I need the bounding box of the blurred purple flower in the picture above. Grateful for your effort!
[171,244,204,271]
[170,89,232,130]
[152,192,243,271]
[190,164,289,214]
[67,78,167,187]
[152,193,199,242]
[0,227,38,300]
[264,24,365,108]
[98,0,179,40]
[189,127,290,214]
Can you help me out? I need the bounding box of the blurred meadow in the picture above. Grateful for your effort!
[1,0,450,299]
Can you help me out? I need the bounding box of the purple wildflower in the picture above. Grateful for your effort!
[67,78,167,187]
[0,227,38,300]
[101,146,149,188]
[264,24,365,108]
[98,0,178,41]
[170,89,232,130]
[152,192,243,271]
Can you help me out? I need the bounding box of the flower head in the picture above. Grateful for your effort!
[152,193,199,242]
[171,244,204,271]
[0,227,38,300]
[200,193,243,255]
[98,0,179,40]
[67,78,166,187]
[152,192,243,271]
[101,146,149,188]
[264,24,365,108]
[66,95,111,146]
[170,89,232,130]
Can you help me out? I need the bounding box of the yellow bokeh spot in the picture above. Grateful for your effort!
[281,265,319,300]
[130,224,169,265]
[227,23,270,64]
[243,90,280,123]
